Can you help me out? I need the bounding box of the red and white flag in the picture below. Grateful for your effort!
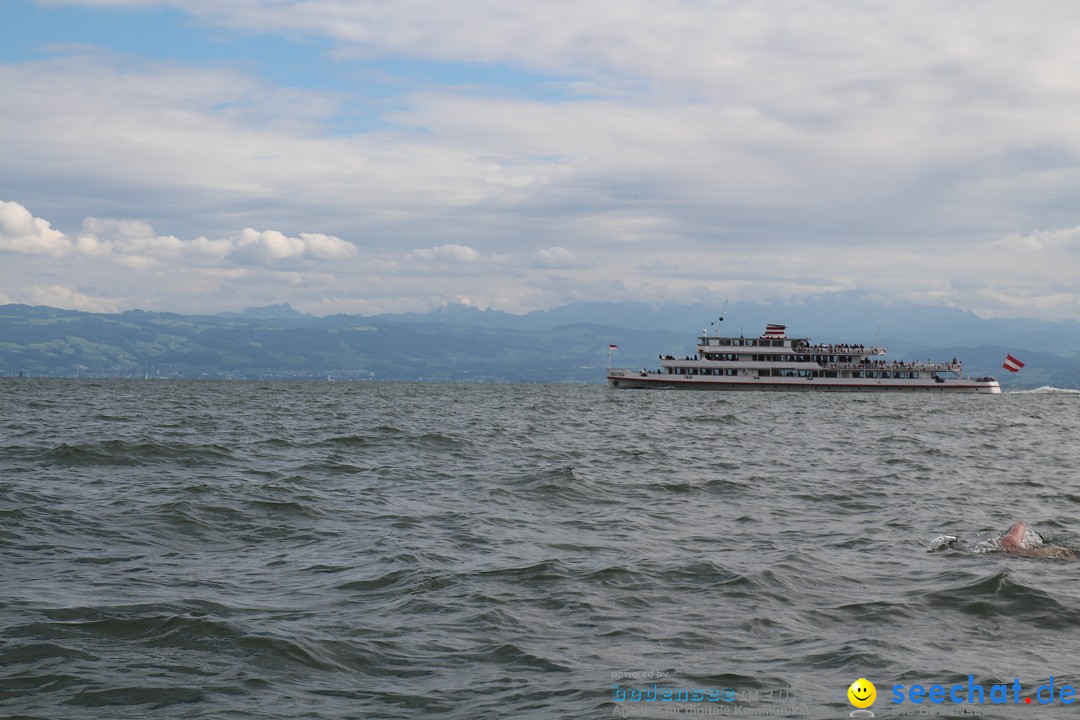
[608,344,618,350]
[1003,354,1025,372]
[764,324,786,337]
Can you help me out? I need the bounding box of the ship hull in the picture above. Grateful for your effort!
[606,371,1001,394]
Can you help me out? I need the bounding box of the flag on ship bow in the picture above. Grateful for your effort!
[1003,354,1025,372]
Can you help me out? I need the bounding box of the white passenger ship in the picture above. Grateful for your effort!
[607,323,1001,393]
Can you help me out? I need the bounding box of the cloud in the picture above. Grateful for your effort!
[530,246,580,269]
[7,3,1080,319]
[0,200,72,257]
[1,200,355,274]
[991,226,1080,252]
[74,217,184,268]
[24,285,120,313]
[406,244,483,263]
[300,233,357,260]
[226,228,356,265]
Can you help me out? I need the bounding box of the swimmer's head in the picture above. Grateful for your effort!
[1001,522,1028,549]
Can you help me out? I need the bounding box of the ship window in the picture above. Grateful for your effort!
[718,339,731,346]
[909,371,920,379]
[725,368,737,376]
[853,371,864,378]
[823,371,838,378]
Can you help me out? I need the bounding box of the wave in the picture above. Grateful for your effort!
[65,686,207,709]
[12,602,359,675]
[1008,385,1080,394]
[40,440,238,467]
[921,572,1080,627]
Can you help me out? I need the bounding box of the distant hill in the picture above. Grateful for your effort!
[216,303,313,320]
[0,304,681,382]
[0,296,1077,387]
[378,294,1080,354]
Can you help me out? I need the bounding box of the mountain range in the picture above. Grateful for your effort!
[1,294,1077,387]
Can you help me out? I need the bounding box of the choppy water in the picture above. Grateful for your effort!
[2,379,1080,719]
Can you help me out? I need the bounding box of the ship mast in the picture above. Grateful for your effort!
[711,300,728,337]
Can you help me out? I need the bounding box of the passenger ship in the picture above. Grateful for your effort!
[607,323,1000,393]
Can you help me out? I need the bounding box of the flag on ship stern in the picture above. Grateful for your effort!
[764,324,786,337]
[608,344,618,350]
[1003,354,1025,372]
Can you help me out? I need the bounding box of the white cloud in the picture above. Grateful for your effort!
[300,233,357,260]
[24,285,120,313]
[0,200,355,277]
[530,246,580,269]
[226,228,355,264]
[75,217,184,266]
[406,244,483,263]
[232,229,305,263]
[0,200,72,257]
[991,227,1080,252]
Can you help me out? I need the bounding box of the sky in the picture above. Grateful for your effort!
[2,0,1080,318]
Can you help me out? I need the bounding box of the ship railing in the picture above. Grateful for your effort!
[792,345,886,356]
[819,361,962,372]
[661,357,963,373]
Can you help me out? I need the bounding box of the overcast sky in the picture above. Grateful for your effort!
[2,1,1079,318]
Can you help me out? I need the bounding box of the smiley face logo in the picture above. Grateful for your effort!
[847,678,876,709]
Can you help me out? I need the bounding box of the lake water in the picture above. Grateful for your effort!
[2,379,1079,719]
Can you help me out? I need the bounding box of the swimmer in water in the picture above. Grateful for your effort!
[998,521,1074,559]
